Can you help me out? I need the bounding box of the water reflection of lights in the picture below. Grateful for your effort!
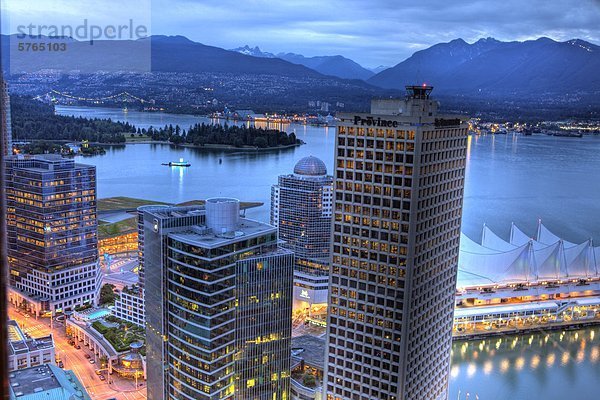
[467,363,477,377]
[561,352,570,365]
[451,365,460,378]
[591,347,599,362]
[515,357,525,371]
[500,359,510,373]
[546,353,556,367]
[483,360,493,375]
[591,330,595,341]
[577,350,585,363]
[466,135,472,162]
[530,355,540,369]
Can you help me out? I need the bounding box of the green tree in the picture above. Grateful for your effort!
[253,137,268,148]
[99,283,116,305]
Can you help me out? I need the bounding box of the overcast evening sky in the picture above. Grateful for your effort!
[2,0,600,68]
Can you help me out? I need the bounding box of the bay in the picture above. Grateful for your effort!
[57,105,600,399]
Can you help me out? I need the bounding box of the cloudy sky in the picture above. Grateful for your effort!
[2,0,600,67]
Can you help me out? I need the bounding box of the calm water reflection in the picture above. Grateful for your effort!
[57,106,600,399]
[58,106,600,242]
[450,327,600,399]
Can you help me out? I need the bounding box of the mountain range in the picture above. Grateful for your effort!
[368,37,600,95]
[1,35,324,78]
[230,45,375,80]
[2,34,599,101]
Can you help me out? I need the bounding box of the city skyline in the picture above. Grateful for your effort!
[1,2,600,397]
[1,0,599,66]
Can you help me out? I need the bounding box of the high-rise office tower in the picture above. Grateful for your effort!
[5,154,101,315]
[271,156,333,310]
[1,79,12,156]
[324,86,468,400]
[143,198,293,400]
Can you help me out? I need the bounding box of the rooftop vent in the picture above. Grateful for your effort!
[205,198,240,234]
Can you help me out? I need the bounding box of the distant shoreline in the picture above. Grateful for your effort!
[111,140,304,151]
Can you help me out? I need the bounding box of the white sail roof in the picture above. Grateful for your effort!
[534,242,565,281]
[564,240,594,278]
[510,223,533,246]
[458,237,534,286]
[537,221,577,248]
[461,232,499,255]
[481,224,516,251]
[458,223,600,288]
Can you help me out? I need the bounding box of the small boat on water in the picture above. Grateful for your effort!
[162,158,191,167]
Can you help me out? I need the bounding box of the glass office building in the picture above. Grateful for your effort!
[5,154,100,315]
[143,199,293,400]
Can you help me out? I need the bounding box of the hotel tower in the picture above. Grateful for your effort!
[271,156,333,311]
[5,154,101,315]
[324,86,468,400]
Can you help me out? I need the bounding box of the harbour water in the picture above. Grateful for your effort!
[57,106,600,399]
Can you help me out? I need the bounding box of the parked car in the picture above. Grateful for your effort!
[89,360,95,364]
[76,345,81,349]
[84,354,91,359]
[58,361,64,368]
[99,375,106,381]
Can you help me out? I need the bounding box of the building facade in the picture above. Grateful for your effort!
[111,205,157,327]
[324,86,468,400]
[113,287,146,327]
[5,154,101,315]
[7,320,55,371]
[1,78,12,156]
[271,156,333,310]
[143,199,294,400]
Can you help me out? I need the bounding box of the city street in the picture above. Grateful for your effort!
[101,256,139,290]
[8,306,147,400]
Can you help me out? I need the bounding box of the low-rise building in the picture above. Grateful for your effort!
[290,335,325,400]
[7,320,55,371]
[8,363,91,400]
[113,285,145,327]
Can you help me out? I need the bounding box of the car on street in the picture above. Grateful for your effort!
[76,345,81,349]
[89,360,95,364]
[84,354,91,359]
[99,375,106,381]
[58,361,64,368]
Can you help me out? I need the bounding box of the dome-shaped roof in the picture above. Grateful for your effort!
[294,156,327,176]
